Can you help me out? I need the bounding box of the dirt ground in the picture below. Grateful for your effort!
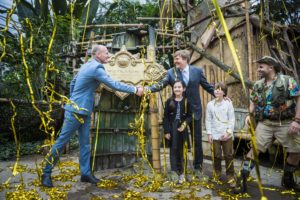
[0,149,299,200]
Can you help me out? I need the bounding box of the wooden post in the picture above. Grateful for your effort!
[78,23,144,29]
[84,31,94,63]
[245,0,253,81]
[148,45,161,173]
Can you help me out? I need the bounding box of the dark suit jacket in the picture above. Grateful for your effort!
[163,97,192,149]
[150,65,214,120]
[163,97,193,134]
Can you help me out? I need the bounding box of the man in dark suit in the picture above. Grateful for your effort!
[149,49,215,177]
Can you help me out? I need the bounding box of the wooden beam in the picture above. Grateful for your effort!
[283,28,300,84]
[76,39,113,46]
[245,0,253,81]
[94,32,126,39]
[249,15,280,35]
[157,32,184,38]
[188,42,254,88]
[78,24,145,29]
[84,31,94,63]
[181,0,245,32]
[137,17,185,21]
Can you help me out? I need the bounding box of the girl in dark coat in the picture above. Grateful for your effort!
[163,80,193,183]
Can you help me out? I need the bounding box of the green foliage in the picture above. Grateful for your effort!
[252,0,300,25]
[52,0,68,16]
[93,0,160,35]
[0,134,79,160]
[81,0,99,24]
[0,141,42,160]
[0,0,164,147]
[0,0,83,100]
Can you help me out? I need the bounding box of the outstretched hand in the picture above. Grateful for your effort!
[165,133,171,140]
[288,121,300,135]
[224,96,231,102]
[136,87,144,96]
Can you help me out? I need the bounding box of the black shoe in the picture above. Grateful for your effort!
[80,174,100,184]
[234,169,249,194]
[41,174,53,188]
[282,170,295,189]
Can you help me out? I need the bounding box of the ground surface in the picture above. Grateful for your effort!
[0,149,299,200]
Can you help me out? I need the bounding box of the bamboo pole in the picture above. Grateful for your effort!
[84,31,94,63]
[245,0,253,81]
[148,45,161,173]
[76,39,113,46]
[95,32,126,38]
[155,29,175,33]
[137,17,185,21]
[157,32,184,38]
[156,45,186,49]
[78,23,145,29]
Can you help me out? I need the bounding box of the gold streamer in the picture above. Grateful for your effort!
[248,117,265,197]
[162,135,167,176]
[10,101,20,176]
[211,0,246,90]
[0,1,16,61]
[97,179,118,189]
[80,0,91,51]
[6,189,41,200]
[183,141,188,178]
[92,111,101,171]
[19,30,49,134]
[25,18,33,54]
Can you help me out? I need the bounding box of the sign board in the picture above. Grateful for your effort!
[99,45,166,99]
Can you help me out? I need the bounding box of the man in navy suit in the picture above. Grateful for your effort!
[149,50,214,177]
[41,45,143,187]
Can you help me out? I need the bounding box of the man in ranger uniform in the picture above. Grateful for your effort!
[236,56,300,193]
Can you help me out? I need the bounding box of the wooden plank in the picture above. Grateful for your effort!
[201,21,220,49]
[180,0,245,33]
[203,65,208,120]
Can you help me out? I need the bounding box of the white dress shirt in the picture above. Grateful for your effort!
[205,99,235,140]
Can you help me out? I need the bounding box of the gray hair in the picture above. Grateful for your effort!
[91,45,106,56]
[174,50,191,63]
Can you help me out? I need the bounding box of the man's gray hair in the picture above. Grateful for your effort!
[174,49,191,63]
[92,45,106,56]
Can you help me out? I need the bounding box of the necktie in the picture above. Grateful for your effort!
[182,70,189,85]
[176,69,183,82]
